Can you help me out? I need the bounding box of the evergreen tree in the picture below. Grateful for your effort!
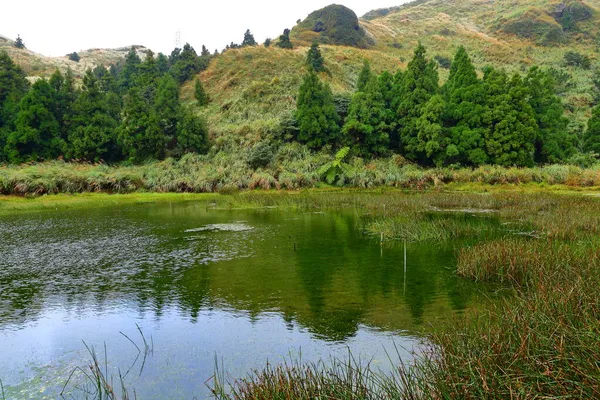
[295,70,340,148]
[155,74,180,153]
[276,29,293,49]
[5,79,63,162]
[194,78,209,106]
[119,47,142,91]
[67,52,80,62]
[483,69,537,167]
[68,69,120,161]
[170,43,200,84]
[14,35,25,49]
[118,86,164,162]
[415,94,446,165]
[177,110,209,156]
[396,44,440,162]
[584,105,600,154]
[49,69,78,145]
[0,52,29,160]
[201,45,211,57]
[242,30,257,47]
[156,53,170,75]
[356,60,372,92]
[342,76,390,157]
[264,38,272,47]
[307,43,326,72]
[525,66,573,163]
[442,46,488,166]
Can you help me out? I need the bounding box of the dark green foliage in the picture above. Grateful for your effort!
[584,105,600,154]
[592,69,600,105]
[482,70,537,167]
[332,93,352,124]
[176,110,209,156]
[68,69,120,161]
[356,60,371,92]
[277,29,293,49]
[155,74,180,153]
[264,38,272,48]
[242,30,257,47]
[5,79,63,162]
[343,76,391,157]
[67,52,80,62]
[396,44,440,162]
[502,18,566,46]
[156,53,170,75]
[295,70,340,148]
[201,46,210,57]
[434,55,451,69]
[194,79,209,106]
[442,46,488,166]
[0,52,29,160]
[14,35,25,49]
[119,48,142,91]
[293,4,373,48]
[248,141,275,169]
[170,43,201,84]
[306,43,326,72]
[525,67,573,163]
[564,51,591,69]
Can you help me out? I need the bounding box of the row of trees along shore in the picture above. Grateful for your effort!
[1,37,600,167]
[297,43,600,167]
[0,44,213,163]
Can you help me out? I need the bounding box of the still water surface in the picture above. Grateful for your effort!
[0,200,492,399]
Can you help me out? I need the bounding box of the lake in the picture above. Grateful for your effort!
[0,199,493,399]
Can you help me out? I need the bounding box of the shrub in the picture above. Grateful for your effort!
[564,51,591,69]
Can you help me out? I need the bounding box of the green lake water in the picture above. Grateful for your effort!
[0,200,495,399]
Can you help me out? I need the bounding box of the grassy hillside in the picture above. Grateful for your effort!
[181,0,599,149]
[0,35,149,78]
[360,0,599,122]
[181,45,403,148]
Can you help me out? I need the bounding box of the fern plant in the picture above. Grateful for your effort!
[317,147,353,184]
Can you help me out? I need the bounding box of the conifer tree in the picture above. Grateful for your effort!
[201,45,211,57]
[242,30,257,47]
[155,74,180,152]
[5,79,63,162]
[343,76,390,157]
[397,44,440,162]
[525,66,573,163]
[68,69,120,161]
[442,46,488,166]
[156,53,170,75]
[0,52,29,160]
[176,110,209,156]
[276,29,293,49]
[194,79,209,106]
[14,35,25,49]
[356,60,372,92]
[584,105,600,154]
[119,47,142,91]
[295,70,340,148]
[170,43,200,84]
[306,43,325,72]
[483,69,537,167]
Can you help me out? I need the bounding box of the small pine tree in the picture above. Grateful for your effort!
[194,79,209,106]
[264,38,272,48]
[295,70,340,148]
[201,45,210,57]
[277,29,293,49]
[67,52,80,62]
[306,43,325,72]
[242,29,257,47]
[356,60,372,92]
[14,35,25,49]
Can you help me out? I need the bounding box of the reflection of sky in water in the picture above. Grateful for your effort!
[0,202,492,399]
[2,306,419,399]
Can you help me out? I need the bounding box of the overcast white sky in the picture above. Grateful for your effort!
[3,0,408,57]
